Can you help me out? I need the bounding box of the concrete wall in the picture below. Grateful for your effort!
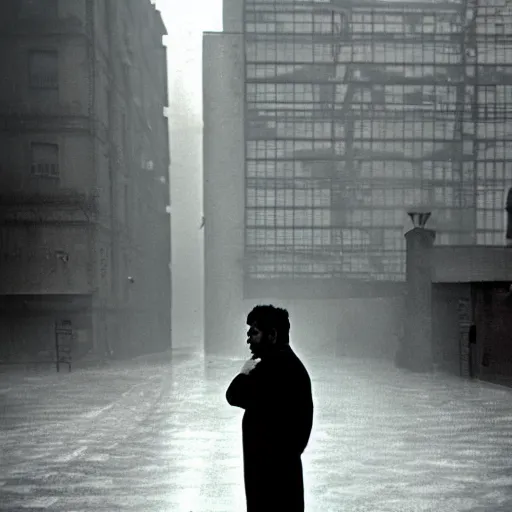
[408,242,512,378]
[203,32,246,355]
[0,4,95,194]
[0,225,93,295]
[170,121,204,351]
[0,42,89,115]
[432,284,471,376]
[0,133,94,192]
[223,0,244,33]
[430,246,512,379]
[240,297,402,361]
[0,0,171,360]
[332,297,402,360]
[0,294,92,362]
[98,0,171,356]
[432,246,512,283]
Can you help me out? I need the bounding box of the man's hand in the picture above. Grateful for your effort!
[240,357,260,375]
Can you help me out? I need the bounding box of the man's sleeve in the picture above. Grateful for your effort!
[225,364,276,409]
[272,373,313,454]
[226,373,254,409]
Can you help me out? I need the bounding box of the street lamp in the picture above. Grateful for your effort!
[407,211,432,229]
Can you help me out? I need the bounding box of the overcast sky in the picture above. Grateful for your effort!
[151,0,222,347]
[154,0,222,121]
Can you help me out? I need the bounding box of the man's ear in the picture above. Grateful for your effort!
[269,328,277,344]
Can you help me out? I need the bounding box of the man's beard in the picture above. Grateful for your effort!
[250,343,272,359]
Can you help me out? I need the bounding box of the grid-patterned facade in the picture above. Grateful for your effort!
[243,0,512,282]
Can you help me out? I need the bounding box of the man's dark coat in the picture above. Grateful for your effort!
[226,344,313,512]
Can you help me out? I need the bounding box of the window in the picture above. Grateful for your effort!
[19,0,58,18]
[31,143,59,178]
[29,51,58,90]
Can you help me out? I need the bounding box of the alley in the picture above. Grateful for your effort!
[1,351,512,511]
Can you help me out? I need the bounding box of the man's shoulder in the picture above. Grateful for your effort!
[280,347,311,378]
[285,345,307,364]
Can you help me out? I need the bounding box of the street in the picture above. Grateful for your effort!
[1,351,512,511]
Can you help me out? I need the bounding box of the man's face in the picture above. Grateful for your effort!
[247,322,275,358]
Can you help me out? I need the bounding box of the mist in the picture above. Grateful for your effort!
[2,1,512,511]
[155,0,222,350]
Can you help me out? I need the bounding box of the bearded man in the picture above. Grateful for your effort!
[226,305,314,512]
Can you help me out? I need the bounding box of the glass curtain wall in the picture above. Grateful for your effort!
[243,0,512,281]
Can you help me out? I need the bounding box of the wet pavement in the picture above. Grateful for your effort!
[1,350,512,511]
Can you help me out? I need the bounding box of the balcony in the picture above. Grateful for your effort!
[0,100,86,116]
[0,101,90,133]
[0,190,99,226]
[0,15,87,38]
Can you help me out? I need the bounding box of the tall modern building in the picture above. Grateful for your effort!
[0,0,171,363]
[204,0,512,356]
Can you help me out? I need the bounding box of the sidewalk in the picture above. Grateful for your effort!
[0,348,199,436]
[0,346,198,381]
[3,352,512,511]
[0,348,202,476]
[0,349,178,422]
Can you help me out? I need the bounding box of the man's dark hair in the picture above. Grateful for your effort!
[247,305,290,345]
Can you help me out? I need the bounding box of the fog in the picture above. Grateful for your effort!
[155,0,222,350]
[2,0,512,510]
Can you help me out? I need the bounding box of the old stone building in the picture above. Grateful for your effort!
[0,0,171,364]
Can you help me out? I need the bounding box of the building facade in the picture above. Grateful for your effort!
[204,0,512,356]
[400,219,512,383]
[241,0,512,287]
[0,0,171,363]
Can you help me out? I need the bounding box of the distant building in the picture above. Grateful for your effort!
[401,215,512,383]
[203,0,512,356]
[0,0,171,363]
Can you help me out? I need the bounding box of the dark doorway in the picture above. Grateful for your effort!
[474,283,512,386]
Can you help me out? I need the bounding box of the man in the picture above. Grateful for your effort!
[468,324,477,378]
[226,305,314,512]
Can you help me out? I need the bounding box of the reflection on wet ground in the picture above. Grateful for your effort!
[1,353,512,511]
